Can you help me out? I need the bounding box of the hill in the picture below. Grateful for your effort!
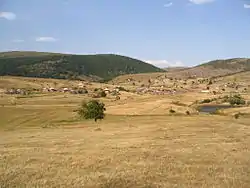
[163,67,189,72]
[0,51,163,81]
[166,58,250,78]
[112,58,250,83]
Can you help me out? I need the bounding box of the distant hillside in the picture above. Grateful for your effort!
[164,67,189,72]
[0,51,163,81]
[112,58,250,83]
[165,58,250,78]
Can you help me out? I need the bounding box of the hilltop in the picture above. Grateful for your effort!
[0,51,163,81]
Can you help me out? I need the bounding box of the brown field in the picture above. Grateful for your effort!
[1,75,250,188]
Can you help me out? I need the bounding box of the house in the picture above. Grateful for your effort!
[201,90,210,93]
[78,83,84,88]
[63,88,69,92]
[104,88,110,94]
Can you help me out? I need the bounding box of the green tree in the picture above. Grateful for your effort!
[77,100,106,122]
[228,94,246,106]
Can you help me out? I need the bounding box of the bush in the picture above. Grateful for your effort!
[92,90,106,98]
[201,99,212,104]
[116,86,128,92]
[77,100,106,122]
[186,111,191,115]
[234,113,240,119]
[208,80,213,85]
[99,90,107,97]
[77,89,88,94]
[169,109,176,114]
[227,94,246,106]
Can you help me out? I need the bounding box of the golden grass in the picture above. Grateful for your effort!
[1,76,250,187]
[1,115,250,187]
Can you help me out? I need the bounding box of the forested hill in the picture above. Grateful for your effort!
[0,51,164,81]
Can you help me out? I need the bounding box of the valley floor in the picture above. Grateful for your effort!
[1,76,250,187]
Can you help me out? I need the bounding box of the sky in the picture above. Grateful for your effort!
[1,0,250,67]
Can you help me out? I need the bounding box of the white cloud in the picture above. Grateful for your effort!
[145,60,184,68]
[164,2,173,7]
[189,0,215,4]
[0,12,16,20]
[12,39,24,43]
[244,4,250,9]
[35,37,58,42]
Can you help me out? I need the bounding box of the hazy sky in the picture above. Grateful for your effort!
[1,0,250,67]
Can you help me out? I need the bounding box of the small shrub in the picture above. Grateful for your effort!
[222,95,229,102]
[92,90,106,98]
[247,101,250,106]
[116,86,127,92]
[201,99,212,104]
[186,111,191,115]
[169,109,176,114]
[77,100,106,122]
[99,90,107,97]
[172,101,187,106]
[77,89,88,94]
[234,113,240,119]
[211,109,221,115]
[208,80,213,85]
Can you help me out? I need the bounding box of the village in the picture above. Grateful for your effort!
[1,74,249,98]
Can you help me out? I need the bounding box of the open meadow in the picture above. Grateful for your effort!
[1,75,250,188]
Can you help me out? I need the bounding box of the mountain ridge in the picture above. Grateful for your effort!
[0,51,164,81]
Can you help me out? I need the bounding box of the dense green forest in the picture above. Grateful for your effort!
[0,51,164,81]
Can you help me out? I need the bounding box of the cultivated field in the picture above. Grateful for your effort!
[1,75,250,188]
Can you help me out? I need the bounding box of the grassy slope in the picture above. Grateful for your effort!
[0,51,163,81]
[178,58,250,78]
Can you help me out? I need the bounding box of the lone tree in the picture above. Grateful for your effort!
[77,100,106,122]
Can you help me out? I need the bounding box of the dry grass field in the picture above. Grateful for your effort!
[1,75,250,188]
